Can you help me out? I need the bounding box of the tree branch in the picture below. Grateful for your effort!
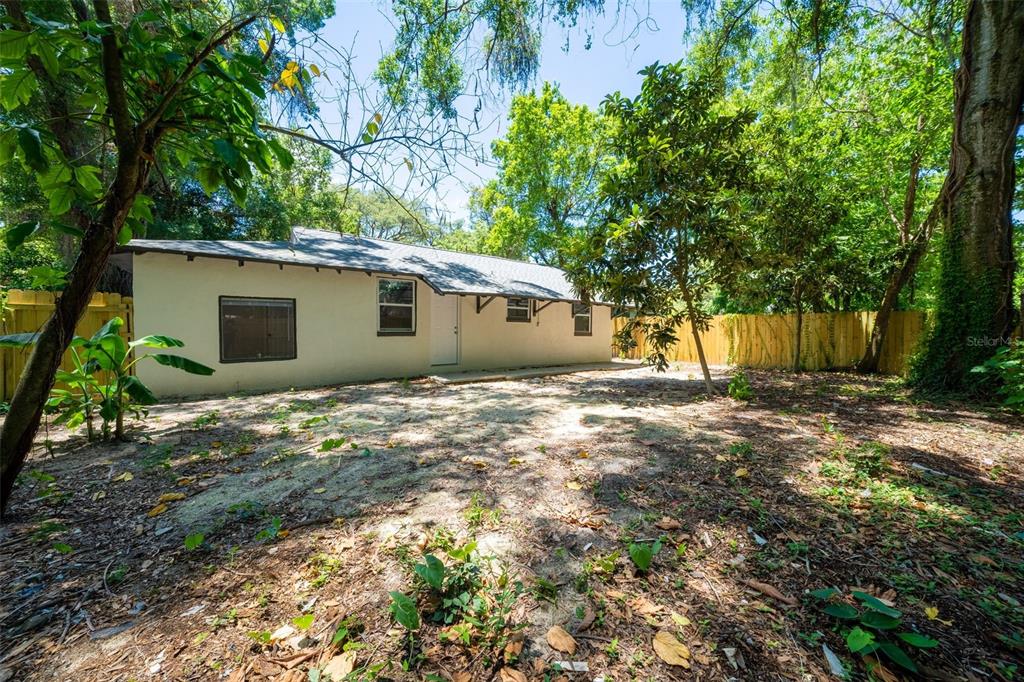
[137,13,261,135]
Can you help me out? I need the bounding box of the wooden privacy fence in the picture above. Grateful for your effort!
[613,310,929,375]
[1,290,133,402]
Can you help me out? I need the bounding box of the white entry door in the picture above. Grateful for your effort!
[430,294,459,365]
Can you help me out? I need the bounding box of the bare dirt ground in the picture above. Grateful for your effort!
[1,365,1022,681]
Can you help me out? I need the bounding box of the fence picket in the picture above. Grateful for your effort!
[1,291,133,402]
[614,311,932,375]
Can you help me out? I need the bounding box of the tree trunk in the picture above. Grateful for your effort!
[793,281,803,372]
[913,0,1024,391]
[0,153,144,516]
[681,287,715,395]
[858,214,937,373]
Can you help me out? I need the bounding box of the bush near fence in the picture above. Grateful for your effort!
[1,290,133,402]
[613,311,929,375]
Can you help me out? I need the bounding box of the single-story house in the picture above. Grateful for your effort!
[112,227,612,396]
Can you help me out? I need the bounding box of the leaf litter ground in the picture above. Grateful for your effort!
[1,365,1021,681]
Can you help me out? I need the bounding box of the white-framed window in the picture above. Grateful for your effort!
[573,303,592,336]
[378,278,416,335]
[506,297,531,322]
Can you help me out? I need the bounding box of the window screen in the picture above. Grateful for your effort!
[507,297,531,322]
[378,278,415,333]
[573,303,592,335]
[219,297,296,362]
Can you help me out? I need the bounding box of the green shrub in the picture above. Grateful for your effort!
[628,537,662,572]
[810,588,938,674]
[970,341,1024,412]
[727,370,754,400]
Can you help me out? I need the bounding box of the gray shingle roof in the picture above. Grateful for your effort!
[123,227,592,303]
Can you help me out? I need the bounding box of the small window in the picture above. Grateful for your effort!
[378,278,415,334]
[506,297,531,322]
[573,303,592,336]
[220,296,296,362]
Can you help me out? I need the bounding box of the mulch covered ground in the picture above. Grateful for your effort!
[0,365,1021,681]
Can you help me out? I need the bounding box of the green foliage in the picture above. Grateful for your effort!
[255,516,283,542]
[627,537,662,573]
[0,318,212,440]
[319,437,346,452]
[389,591,420,631]
[413,554,445,590]
[471,82,610,263]
[727,370,753,400]
[568,62,755,373]
[184,533,205,551]
[970,341,1024,412]
[291,613,315,630]
[464,492,501,531]
[811,588,938,673]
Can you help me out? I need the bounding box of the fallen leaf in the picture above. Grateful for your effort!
[313,488,327,494]
[499,668,528,682]
[923,605,953,626]
[970,554,996,567]
[653,630,690,668]
[211,441,223,448]
[158,492,186,503]
[322,651,357,679]
[715,454,728,462]
[504,637,524,661]
[452,673,472,682]
[670,611,691,627]
[113,471,133,482]
[565,481,583,490]
[266,650,316,670]
[578,450,590,459]
[147,503,168,517]
[656,516,682,530]
[91,490,106,501]
[821,643,846,679]
[176,477,193,486]
[734,467,749,478]
[863,654,900,682]
[578,606,596,632]
[546,625,577,654]
[629,596,662,615]
[269,624,296,641]
[743,579,797,606]
[508,457,524,466]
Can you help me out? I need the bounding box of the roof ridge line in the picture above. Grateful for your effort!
[290,226,567,273]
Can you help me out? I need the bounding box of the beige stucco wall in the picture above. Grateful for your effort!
[133,252,612,396]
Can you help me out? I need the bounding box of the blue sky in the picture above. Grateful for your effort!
[312,1,692,225]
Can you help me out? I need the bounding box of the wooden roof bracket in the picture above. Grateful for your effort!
[533,300,554,317]
[476,295,496,313]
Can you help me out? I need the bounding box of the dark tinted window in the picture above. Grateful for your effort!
[220,297,296,362]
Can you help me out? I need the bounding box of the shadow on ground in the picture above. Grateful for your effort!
[1,365,1021,681]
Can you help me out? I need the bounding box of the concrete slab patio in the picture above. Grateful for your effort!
[427,358,639,384]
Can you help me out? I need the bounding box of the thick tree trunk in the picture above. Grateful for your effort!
[1,222,121,514]
[0,0,148,517]
[681,287,715,395]
[913,0,1024,391]
[0,172,140,515]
